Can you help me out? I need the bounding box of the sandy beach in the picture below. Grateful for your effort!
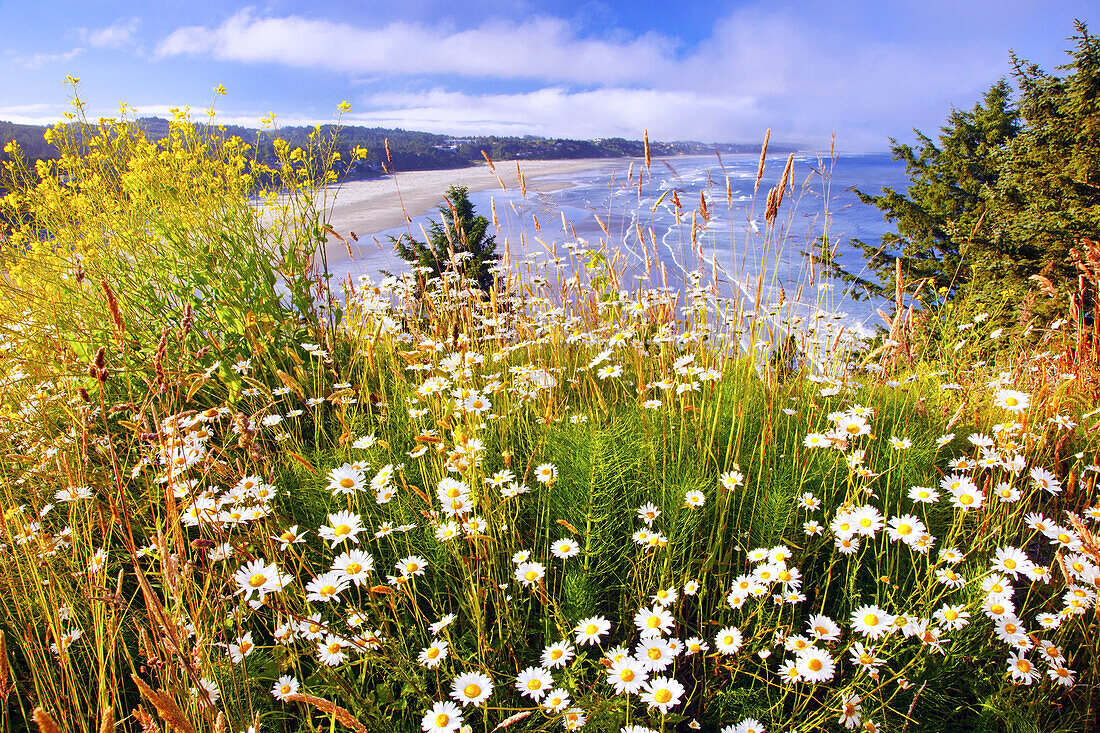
[317,158,623,277]
[323,158,617,241]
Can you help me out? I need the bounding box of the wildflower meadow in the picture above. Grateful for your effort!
[1,91,1098,733]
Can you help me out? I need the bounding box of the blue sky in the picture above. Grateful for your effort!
[0,1,1092,150]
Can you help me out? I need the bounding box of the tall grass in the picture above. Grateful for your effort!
[0,91,1098,733]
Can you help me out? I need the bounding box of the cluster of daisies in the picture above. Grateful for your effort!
[165,364,1100,730]
[6,254,1100,733]
[793,390,1099,695]
[413,576,750,731]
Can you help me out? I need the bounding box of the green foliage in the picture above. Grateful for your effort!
[839,79,1019,305]
[392,185,499,293]
[3,90,1100,733]
[990,24,1100,300]
[838,21,1100,324]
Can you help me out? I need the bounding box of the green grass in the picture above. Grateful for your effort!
[1,95,1099,733]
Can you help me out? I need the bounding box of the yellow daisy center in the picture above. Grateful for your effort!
[808,658,823,672]
[654,689,672,704]
[620,669,635,682]
[463,684,481,698]
[346,563,362,575]
[248,573,267,588]
[334,524,351,536]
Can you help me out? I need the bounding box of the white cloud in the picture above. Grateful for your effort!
[84,18,141,50]
[346,87,757,141]
[679,5,1008,137]
[156,10,676,85]
[151,5,1026,149]
[10,18,141,72]
[135,2,1083,149]
[15,48,84,70]
[0,103,66,125]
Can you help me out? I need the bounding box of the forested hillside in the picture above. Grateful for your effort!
[1,116,798,181]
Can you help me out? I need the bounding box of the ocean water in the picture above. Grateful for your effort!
[331,152,910,339]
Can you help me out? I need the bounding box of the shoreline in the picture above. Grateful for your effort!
[321,158,624,248]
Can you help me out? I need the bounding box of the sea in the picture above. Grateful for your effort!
[329,152,911,342]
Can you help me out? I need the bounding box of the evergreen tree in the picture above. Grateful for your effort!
[833,80,1019,306]
[836,21,1100,321]
[989,22,1100,297]
[392,185,498,293]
